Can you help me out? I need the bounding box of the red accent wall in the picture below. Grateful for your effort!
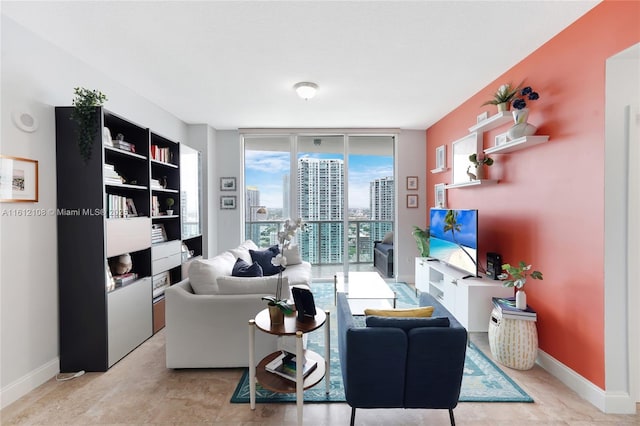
[426,1,639,389]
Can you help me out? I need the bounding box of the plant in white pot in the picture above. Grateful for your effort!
[166,198,175,215]
[498,261,543,309]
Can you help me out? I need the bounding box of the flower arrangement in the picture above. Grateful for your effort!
[498,261,543,289]
[262,218,306,314]
[468,153,494,167]
[481,83,521,108]
[512,86,540,110]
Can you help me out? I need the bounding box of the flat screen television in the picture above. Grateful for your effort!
[429,208,479,278]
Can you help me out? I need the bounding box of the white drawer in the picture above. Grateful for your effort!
[152,252,181,275]
[152,240,181,260]
[106,217,151,257]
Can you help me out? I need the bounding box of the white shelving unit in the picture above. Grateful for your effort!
[445,179,498,189]
[415,259,513,332]
[468,111,513,133]
[484,135,549,155]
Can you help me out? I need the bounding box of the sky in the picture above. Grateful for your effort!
[244,151,393,209]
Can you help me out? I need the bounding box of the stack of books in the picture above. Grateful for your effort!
[150,179,164,190]
[113,272,139,288]
[112,139,136,153]
[265,351,317,382]
[492,297,537,321]
[104,164,123,185]
[152,224,167,243]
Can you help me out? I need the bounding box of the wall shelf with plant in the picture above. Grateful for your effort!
[468,111,513,133]
[445,179,498,189]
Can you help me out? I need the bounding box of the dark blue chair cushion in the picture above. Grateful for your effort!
[249,245,282,276]
[231,258,263,277]
[365,316,450,331]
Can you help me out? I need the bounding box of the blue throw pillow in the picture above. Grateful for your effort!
[365,316,450,331]
[249,245,282,276]
[231,258,263,277]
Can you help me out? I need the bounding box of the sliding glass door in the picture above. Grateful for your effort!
[243,132,395,280]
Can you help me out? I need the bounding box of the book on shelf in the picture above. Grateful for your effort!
[492,297,537,321]
[265,351,317,382]
[113,272,139,288]
[151,224,168,243]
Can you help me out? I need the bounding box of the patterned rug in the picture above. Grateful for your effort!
[230,280,533,403]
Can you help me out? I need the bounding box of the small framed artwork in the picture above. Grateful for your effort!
[220,195,237,210]
[435,145,446,170]
[495,132,509,147]
[406,194,418,209]
[220,177,236,191]
[452,132,481,184]
[0,155,38,202]
[477,111,489,123]
[406,176,418,190]
[434,183,447,208]
[152,271,171,298]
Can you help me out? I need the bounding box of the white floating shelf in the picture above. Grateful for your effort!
[484,135,549,155]
[445,179,498,189]
[468,111,513,133]
[430,167,448,174]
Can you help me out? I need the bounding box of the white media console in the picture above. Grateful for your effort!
[415,257,513,332]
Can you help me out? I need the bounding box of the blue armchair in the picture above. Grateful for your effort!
[337,291,467,425]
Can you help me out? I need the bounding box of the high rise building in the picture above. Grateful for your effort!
[245,186,260,220]
[297,158,344,264]
[370,176,394,242]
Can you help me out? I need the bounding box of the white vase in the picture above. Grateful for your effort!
[515,290,527,310]
[507,108,537,140]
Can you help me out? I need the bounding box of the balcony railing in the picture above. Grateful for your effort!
[245,219,393,266]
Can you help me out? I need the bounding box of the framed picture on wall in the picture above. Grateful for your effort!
[406,176,418,190]
[0,155,38,202]
[220,195,237,209]
[220,177,236,191]
[435,145,446,170]
[452,132,481,184]
[406,194,418,209]
[434,183,447,208]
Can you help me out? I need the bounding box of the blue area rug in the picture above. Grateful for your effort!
[230,280,533,403]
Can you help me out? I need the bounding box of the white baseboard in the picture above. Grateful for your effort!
[537,349,637,414]
[0,357,59,410]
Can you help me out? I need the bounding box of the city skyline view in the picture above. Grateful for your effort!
[244,151,393,210]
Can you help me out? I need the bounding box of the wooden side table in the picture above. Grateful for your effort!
[488,307,538,370]
[249,308,329,425]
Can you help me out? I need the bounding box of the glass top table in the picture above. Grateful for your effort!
[334,271,397,315]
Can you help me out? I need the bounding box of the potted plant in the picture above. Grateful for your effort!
[468,153,494,180]
[166,198,175,215]
[412,226,429,258]
[70,87,108,163]
[498,261,543,309]
[262,218,305,323]
[481,82,521,112]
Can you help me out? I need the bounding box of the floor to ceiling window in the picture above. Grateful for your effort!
[242,131,395,280]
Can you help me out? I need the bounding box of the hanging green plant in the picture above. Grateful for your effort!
[70,87,107,163]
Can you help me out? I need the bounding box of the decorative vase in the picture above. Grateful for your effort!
[474,164,484,180]
[515,290,527,310]
[497,102,509,112]
[268,305,284,324]
[507,108,537,140]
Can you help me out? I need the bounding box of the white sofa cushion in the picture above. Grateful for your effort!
[229,239,259,263]
[216,275,290,296]
[188,251,235,294]
[283,261,311,286]
[282,244,302,266]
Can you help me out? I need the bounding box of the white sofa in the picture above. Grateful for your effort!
[165,240,311,368]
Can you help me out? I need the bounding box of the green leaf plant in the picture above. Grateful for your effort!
[412,225,430,257]
[498,261,543,289]
[70,87,107,163]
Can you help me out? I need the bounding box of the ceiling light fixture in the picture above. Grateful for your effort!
[294,82,318,100]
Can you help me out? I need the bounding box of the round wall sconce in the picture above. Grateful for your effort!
[12,109,39,133]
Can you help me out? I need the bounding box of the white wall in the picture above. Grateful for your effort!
[395,130,428,283]
[0,16,188,408]
[215,130,243,252]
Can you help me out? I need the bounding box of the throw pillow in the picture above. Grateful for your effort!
[382,231,394,245]
[188,251,235,294]
[249,245,282,276]
[229,239,260,263]
[363,306,434,317]
[365,315,449,331]
[231,258,263,277]
[282,244,302,266]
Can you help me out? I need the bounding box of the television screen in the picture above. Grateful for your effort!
[429,208,478,277]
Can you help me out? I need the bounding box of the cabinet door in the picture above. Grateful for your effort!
[442,274,458,314]
[414,257,429,293]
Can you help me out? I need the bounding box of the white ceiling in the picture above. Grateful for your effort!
[1,1,600,130]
